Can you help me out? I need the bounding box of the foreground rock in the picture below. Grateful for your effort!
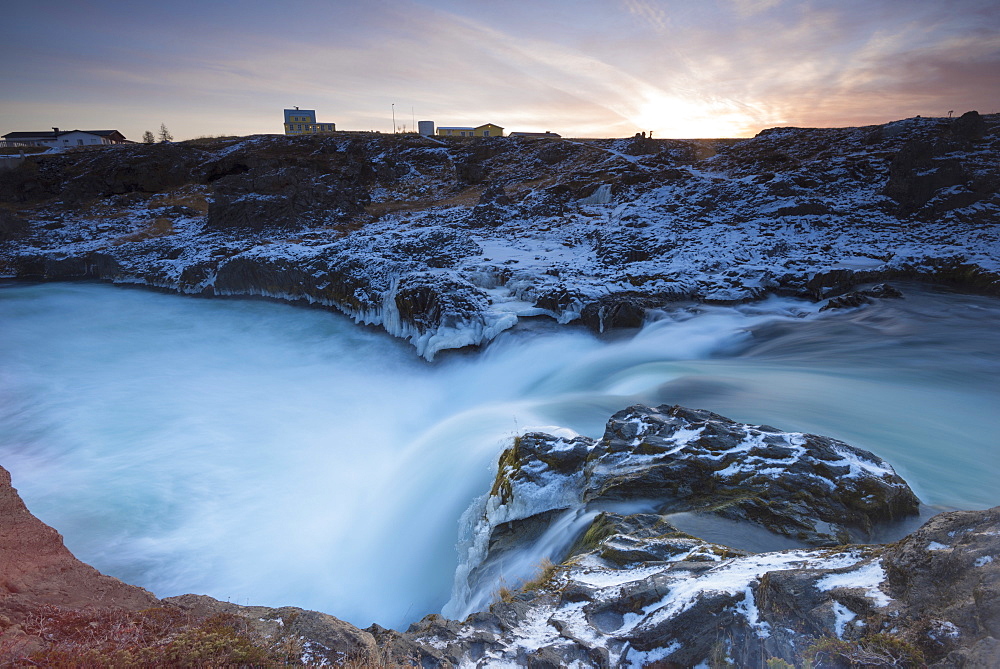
[0,466,158,619]
[382,406,994,667]
[0,408,997,667]
[450,404,920,618]
[163,594,378,665]
[396,507,999,667]
[1,113,998,359]
[0,466,381,666]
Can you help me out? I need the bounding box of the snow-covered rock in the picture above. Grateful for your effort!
[2,114,998,359]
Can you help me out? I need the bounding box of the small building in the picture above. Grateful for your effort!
[508,131,561,139]
[418,120,435,137]
[283,108,336,135]
[2,129,127,147]
[437,123,504,138]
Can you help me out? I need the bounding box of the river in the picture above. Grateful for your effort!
[0,281,997,629]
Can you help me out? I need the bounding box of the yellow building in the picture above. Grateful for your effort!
[437,123,504,138]
[283,108,336,135]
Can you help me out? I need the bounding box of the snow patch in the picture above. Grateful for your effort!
[831,601,857,639]
[816,560,892,607]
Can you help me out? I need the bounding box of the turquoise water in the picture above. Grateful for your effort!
[0,281,997,628]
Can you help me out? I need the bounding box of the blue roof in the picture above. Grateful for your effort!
[284,109,316,122]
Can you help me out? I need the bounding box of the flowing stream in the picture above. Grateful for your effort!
[0,281,997,629]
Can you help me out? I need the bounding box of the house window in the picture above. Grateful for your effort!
[482,130,490,136]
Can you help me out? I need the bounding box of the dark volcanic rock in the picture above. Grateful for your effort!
[390,227,482,268]
[207,163,369,230]
[403,408,994,669]
[820,282,903,311]
[503,405,919,546]
[579,293,651,331]
[0,210,29,242]
[592,229,670,266]
[884,139,967,212]
[880,507,1000,663]
[0,144,204,204]
[950,110,987,143]
[445,404,922,656]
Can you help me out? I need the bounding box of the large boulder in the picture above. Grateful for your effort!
[448,405,920,623]
[397,406,993,669]
[499,405,919,547]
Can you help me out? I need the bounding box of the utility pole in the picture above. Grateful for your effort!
[392,104,396,134]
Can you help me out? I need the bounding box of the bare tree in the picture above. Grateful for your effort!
[142,130,155,144]
[158,123,173,143]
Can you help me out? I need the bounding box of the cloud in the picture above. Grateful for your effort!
[729,0,784,18]
[1,0,997,140]
[620,0,669,32]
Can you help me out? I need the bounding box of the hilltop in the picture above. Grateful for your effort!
[1,111,998,358]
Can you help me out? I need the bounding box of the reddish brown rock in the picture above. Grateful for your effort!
[0,466,159,621]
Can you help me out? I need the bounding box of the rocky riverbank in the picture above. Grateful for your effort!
[1,116,997,665]
[1,406,997,667]
[1,113,998,359]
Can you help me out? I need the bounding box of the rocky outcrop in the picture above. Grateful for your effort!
[204,140,375,231]
[380,406,991,668]
[883,140,967,213]
[164,594,379,666]
[0,466,389,665]
[0,466,158,620]
[448,405,920,623]
[0,210,28,242]
[820,282,903,311]
[401,505,999,667]
[0,143,206,204]
[0,407,996,667]
[880,507,1000,665]
[2,114,999,358]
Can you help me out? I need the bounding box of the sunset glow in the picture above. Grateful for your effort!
[1,0,997,140]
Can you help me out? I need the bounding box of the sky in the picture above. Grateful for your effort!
[2,0,998,140]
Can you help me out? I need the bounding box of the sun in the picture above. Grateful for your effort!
[630,94,760,139]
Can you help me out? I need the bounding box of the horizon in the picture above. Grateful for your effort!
[2,0,998,142]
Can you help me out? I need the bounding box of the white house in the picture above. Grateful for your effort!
[1,129,128,148]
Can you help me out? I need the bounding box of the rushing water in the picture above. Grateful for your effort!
[0,281,998,629]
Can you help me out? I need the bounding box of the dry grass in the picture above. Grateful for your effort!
[365,186,483,218]
[182,135,243,146]
[495,584,517,604]
[1,605,304,667]
[520,558,559,593]
[491,558,562,607]
[148,186,210,214]
[0,146,49,156]
[113,217,176,244]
